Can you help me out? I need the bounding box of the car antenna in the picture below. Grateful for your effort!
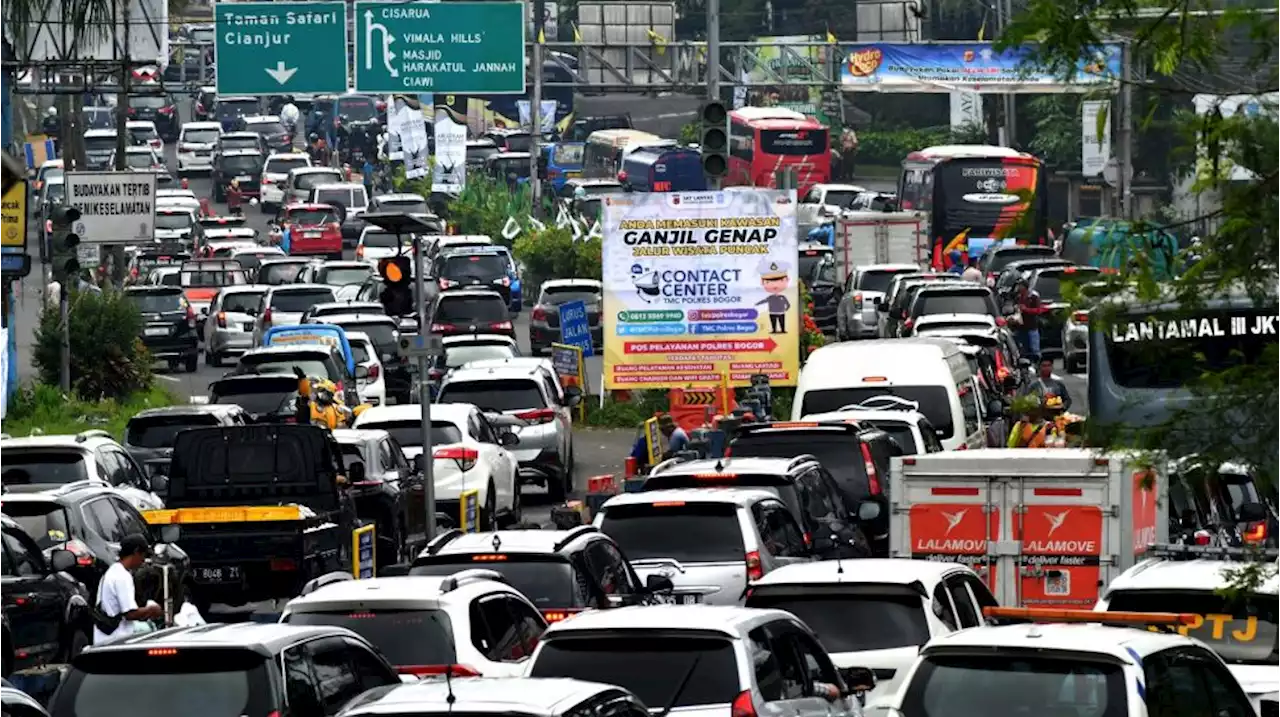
[445,661,457,709]
[491,533,502,552]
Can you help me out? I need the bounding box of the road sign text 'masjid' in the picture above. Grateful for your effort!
[214,2,349,95]
[354,1,525,94]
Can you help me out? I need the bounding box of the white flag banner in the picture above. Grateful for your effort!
[949,91,983,130]
[502,216,522,241]
[555,205,571,228]
[1081,100,1111,177]
[517,100,558,133]
[526,215,546,233]
[432,108,467,193]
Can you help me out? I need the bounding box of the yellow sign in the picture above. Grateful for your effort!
[352,524,376,579]
[643,417,663,466]
[2,180,27,249]
[459,489,480,532]
[142,505,304,524]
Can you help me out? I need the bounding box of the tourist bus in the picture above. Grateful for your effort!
[1089,287,1278,431]
[726,106,830,194]
[582,129,673,180]
[898,145,1049,270]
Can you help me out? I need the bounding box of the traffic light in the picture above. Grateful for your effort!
[378,255,414,316]
[49,205,81,280]
[699,101,728,179]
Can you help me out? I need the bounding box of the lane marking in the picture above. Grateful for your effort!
[155,375,181,383]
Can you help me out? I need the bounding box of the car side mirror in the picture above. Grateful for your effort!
[354,365,370,380]
[1238,501,1268,523]
[158,524,181,544]
[413,454,427,475]
[348,461,367,484]
[149,473,169,495]
[499,431,520,447]
[839,666,876,702]
[857,501,882,521]
[49,549,76,573]
[645,574,674,593]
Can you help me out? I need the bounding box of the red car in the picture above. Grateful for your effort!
[272,203,343,259]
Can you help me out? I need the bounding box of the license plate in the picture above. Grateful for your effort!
[236,175,252,181]
[676,593,703,605]
[566,171,582,178]
[303,232,321,239]
[243,322,255,331]
[194,566,241,583]
[144,326,169,336]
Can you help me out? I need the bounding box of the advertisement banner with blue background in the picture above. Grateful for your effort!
[841,43,1121,92]
[602,191,799,390]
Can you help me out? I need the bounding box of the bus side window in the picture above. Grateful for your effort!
[730,120,753,161]
[919,170,934,211]
[900,168,922,210]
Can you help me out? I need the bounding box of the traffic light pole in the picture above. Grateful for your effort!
[60,288,70,392]
[413,234,436,543]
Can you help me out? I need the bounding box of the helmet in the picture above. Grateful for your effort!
[573,186,587,200]
[309,132,319,141]
[315,379,338,394]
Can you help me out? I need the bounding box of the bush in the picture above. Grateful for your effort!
[4,383,177,439]
[447,175,533,246]
[33,289,154,401]
[855,126,951,166]
[513,227,602,297]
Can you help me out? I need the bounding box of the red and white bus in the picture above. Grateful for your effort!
[726,107,830,194]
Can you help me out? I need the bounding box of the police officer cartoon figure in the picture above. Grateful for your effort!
[755,257,792,334]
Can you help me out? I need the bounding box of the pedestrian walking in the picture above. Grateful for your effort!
[227,180,244,216]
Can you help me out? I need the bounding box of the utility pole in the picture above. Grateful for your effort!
[706,0,721,190]
[114,0,131,170]
[1117,42,1133,219]
[529,0,545,216]
[413,231,436,541]
[993,0,1015,147]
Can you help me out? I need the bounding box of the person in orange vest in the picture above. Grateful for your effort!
[1007,395,1053,448]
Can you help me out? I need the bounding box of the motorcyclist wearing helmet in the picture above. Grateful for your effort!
[310,379,353,430]
[279,95,301,142]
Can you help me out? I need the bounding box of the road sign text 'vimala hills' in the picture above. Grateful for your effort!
[353,1,526,94]
[214,1,350,95]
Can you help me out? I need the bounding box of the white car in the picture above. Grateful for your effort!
[803,405,944,455]
[153,207,198,243]
[259,152,311,210]
[0,431,164,511]
[250,284,338,345]
[797,182,867,226]
[905,312,999,338]
[1063,307,1089,373]
[356,225,412,265]
[353,402,521,528]
[155,195,202,219]
[345,330,387,406]
[126,119,163,153]
[746,559,992,705]
[176,121,222,173]
[296,260,374,288]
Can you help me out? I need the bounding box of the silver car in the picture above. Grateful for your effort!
[1063,308,1089,373]
[204,284,267,366]
[836,263,920,341]
[435,358,580,501]
[250,283,337,346]
[594,487,811,606]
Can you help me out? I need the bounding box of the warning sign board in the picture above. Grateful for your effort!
[682,391,717,406]
[65,171,157,245]
[1,180,27,249]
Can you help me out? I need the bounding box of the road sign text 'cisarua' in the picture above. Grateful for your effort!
[353,1,525,94]
[214,1,350,95]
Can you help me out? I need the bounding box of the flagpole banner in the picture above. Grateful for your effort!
[601,190,800,390]
[841,43,1121,92]
[433,96,467,193]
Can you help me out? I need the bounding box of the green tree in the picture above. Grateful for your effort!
[33,289,154,401]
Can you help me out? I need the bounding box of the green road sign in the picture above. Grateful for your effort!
[353,1,526,94]
[214,2,350,95]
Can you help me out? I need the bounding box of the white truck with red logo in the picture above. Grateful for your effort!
[833,211,928,282]
[889,448,1167,609]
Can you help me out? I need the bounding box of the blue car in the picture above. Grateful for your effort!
[544,142,585,193]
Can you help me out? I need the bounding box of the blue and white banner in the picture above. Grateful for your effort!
[841,43,1121,93]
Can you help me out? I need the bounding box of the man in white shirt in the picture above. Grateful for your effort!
[961,263,983,283]
[93,534,162,645]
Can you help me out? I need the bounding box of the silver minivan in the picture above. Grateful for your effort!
[594,488,811,606]
[204,284,267,366]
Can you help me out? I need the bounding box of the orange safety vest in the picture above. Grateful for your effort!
[1010,421,1050,448]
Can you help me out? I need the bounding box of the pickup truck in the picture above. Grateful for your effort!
[141,424,357,608]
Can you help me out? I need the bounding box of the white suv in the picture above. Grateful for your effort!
[0,431,164,511]
[339,677,652,717]
[176,121,222,174]
[280,569,546,677]
[527,605,868,717]
[259,152,311,211]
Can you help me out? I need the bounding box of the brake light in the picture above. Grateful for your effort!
[269,557,296,571]
[45,219,52,234]
[516,408,556,424]
[159,106,174,115]
[984,607,1197,626]
[500,275,511,287]
[902,318,914,330]
[262,176,273,185]
[146,648,178,656]
[216,311,227,329]
[398,664,482,677]
[1194,529,1213,546]
[490,320,512,331]
[195,103,204,114]
[438,278,455,290]
[1243,521,1268,544]
[731,690,757,717]
[262,308,273,324]
[431,323,454,332]
[531,306,547,321]
[995,317,1007,327]
[852,293,864,310]
[127,107,136,116]
[428,368,445,380]
[282,135,291,145]
[471,554,508,562]
[745,551,763,581]
[326,222,341,235]
[434,446,479,471]
[542,608,583,623]
[365,363,380,381]
[186,304,197,328]
[1073,311,1089,323]
[355,244,364,260]
[860,443,881,495]
[693,472,738,480]
[65,539,95,567]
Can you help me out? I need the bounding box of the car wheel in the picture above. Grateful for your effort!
[548,461,567,503]
[480,482,497,531]
[185,353,198,373]
[205,349,221,367]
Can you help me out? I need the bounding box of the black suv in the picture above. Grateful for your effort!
[729,422,897,557]
[644,456,871,559]
[236,115,292,153]
[123,404,249,477]
[429,288,514,339]
[0,515,89,677]
[211,149,264,203]
[124,286,199,373]
[48,624,402,717]
[434,249,514,305]
[409,526,666,622]
[126,93,178,140]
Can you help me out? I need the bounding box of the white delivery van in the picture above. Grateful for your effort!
[833,210,927,282]
[890,448,1168,609]
[793,338,991,450]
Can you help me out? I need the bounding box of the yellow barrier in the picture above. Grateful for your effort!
[141,505,305,524]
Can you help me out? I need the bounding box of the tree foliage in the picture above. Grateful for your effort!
[33,289,154,402]
[513,228,602,296]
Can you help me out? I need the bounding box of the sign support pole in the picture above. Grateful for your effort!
[706,0,722,190]
[413,233,436,542]
[530,0,545,216]
[59,287,70,392]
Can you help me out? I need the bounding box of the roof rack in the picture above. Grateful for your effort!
[75,429,113,443]
[424,528,463,556]
[984,607,1196,633]
[552,525,600,552]
[440,568,508,593]
[1147,543,1280,563]
[787,454,821,472]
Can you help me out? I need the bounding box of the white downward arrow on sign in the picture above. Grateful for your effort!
[265,60,298,84]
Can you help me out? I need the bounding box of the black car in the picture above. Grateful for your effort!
[123,404,250,478]
[192,87,217,122]
[211,149,264,203]
[124,286,199,372]
[215,96,263,132]
[1024,263,1102,358]
[237,116,292,153]
[0,515,90,677]
[804,251,841,333]
[434,249,513,306]
[528,281,602,355]
[126,93,178,140]
[207,375,303,422]
[429,289,515,339]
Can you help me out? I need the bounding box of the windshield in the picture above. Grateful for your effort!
[181,269,246,288]
[497,134,533,152]
[220,138,260,153]
[60,650,272,717]
[361,231,402,249]
[490,158,530,178]
[315,188,356,208]
[442,254,507,279]
[760,128,827,156]
[860,270,914,294]
[1105,589,1278,664]
[410,558,576,607]
[259,262,309,284]
[553,144,584,165]
[218,100,259,118]
[83,111,114,129]
[270,288,335,312]
[730,432,870,499]
[157,271,180,286]
[798,252,830,281]
[130,96,166,109]
[438,379,544,412]
[129,127,158,143]
[822,190,858,208]
[183,129,220,144]
[286,208,338,226]
[44,183,66,203]
[335,322,396,350]
[1103,305,1278,389]
[914,291,994,317]
[237,354,333,380]
[296,172,343,191]
[1034,268,1102,302]
[599,503,744,562]
[318,266,373,286]
[801,386,954,438]
[379,198,428,214]
[265,156,309,174]
[85,136,117,152]
[358,420,461,449]
[125,153,156,169]
[747,588,931,652]
[435,296,509,322]
[338,97,378,122]
[0,451,89,486]
[220,156,262,175]
[222,292,265,313]
[4,503,72,549]
[541,286,600,305]
[210,383,294,415]
[245,121,285,136]
[863,420,918,454]
[442,344,515,367]
[530,635,739,708]
[899,655,1125,717]
[127,290,184,313]
[126,414,221,449]
[155,213,192,230]
[286,610,455,667]
[987,247,1057,274]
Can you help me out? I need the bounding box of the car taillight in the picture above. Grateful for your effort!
[434,446,479,472]
[531,306,546,321]
[499,276,511,286]
[398,664,482,677]
[45,219,52,234]
[195,103,205,114]
[1193,529,1213,546]
[431,323,454,332]
[263,308,273,324]
[731,690,756,717]
[216,311,227,329]
[542,608,583,622]
[65,539,95,567]
[366,363,380,381]
[902,318,914,330]
[490,320,512,331]
[355,245,364,259]
[1243,521,1268,544]
[127,107,136,115]
[852,293,863,310]
[1073,311,1089,323]
[186,305,197,328]
[282,135,290,145]
[745,551,763,581]
[516,408,556,424]
[428,368,445,380]
[326,222,341,235]
[159,106,174,115]
[860,443,881,495]
[995,317,1007,327]
[262,176,273,184]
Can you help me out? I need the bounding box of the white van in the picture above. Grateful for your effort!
[792,337,989,450]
